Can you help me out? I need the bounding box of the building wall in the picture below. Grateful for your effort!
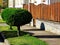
[23,0,29,4]
[8,0,13,7]
[8,0,60,8]
[23,0,50,5]
[31,0,50,5]
[30,19,60,35]
[15,0,23,8]
[8,0,23,8]
[28,0,60,5]
[35,19,60,35]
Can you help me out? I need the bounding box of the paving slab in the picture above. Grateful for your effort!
[0,43,4,45]
[0,39,10,45]
[40,38,60,45]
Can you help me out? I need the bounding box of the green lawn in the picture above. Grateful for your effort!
[0,13,5,23]
[8,36,48,45]
[0,26,17,31]
[0,19,5,23]
[0,26,48,45]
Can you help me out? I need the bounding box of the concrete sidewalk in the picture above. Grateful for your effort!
[21,25,60,45]
[0,24,60,45]
[0,39,10,45]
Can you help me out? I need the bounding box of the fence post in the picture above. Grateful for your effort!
[33,19,36,27]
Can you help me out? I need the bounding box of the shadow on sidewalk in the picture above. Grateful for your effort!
[2,31,33,39]
[23,22,45,31]
[34,35,60,38]
[23,29,45,31]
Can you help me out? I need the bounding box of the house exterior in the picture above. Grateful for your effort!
[29,0,60,5]
[8,0,49,8]
[8,0,23,8]
[8,0,60,7]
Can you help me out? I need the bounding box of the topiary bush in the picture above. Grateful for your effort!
[1,8,32,36]
[1,8,16,29]
[14,8,32,26]
[1,8,16,20]
[7,8,32,36]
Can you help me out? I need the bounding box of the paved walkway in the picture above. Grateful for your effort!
[21,25,60,45]
[0,39,10,45]
[0,24,60,45]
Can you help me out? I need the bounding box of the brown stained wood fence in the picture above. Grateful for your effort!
[23,4,28,10]
[23,3,60,22]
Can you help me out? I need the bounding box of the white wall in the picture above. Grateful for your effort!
[33,0,50,5]
[31,0,60,5]
[8,0,23,8]
[23,0,29,4]
[8,0,13,7]
[15,0,23,8]
[31,19,60,35]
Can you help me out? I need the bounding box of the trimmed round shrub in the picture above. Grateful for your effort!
[6,8,32,26]
[8,8,32,36]
[1,8,16,29]
[1,8,32,36]
[14,8,32,26]
[1,8,16,21]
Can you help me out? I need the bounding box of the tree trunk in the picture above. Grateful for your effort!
[17,26,20,36]
[10,26,13,30]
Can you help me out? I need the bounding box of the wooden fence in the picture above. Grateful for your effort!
[23,3,60,22]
